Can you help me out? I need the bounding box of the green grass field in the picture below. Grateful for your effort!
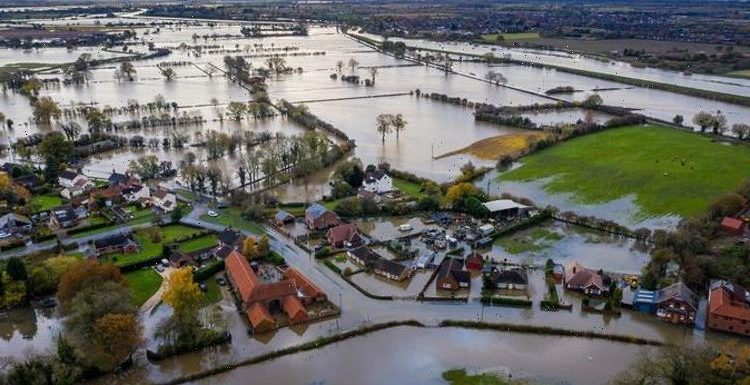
[124,268,162,306]
[501,125,750,218]
[177,234,218,253]
[30,195,64,212]
[104,224,205,267]
[393,178,426,199]
[200,208,264,234]
[481,32,540,42]
[201,278,223,304]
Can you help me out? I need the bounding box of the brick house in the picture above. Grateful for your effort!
[436,257,470,291]
[93,233,140,256]
[563,261,610,297]
[654,282,699,325]
[708,280,750,336]
[305,203,340,230]
[326,223,363,248]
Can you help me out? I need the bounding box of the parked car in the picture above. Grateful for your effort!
[0,232,11,239]
[155,265,165,273]
[216,277,227,286]
[207,210,219,217]
[199,282,208,292]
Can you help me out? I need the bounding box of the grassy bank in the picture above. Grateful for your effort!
[435,132,549,160]
[200,207,264,234]
[124,268,162,306]
[501,124,750,218]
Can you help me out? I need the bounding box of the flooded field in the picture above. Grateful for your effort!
[186,325,652,385]
[0,307,62,364]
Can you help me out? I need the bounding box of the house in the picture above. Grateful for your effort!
[93,233,139,256]
[563,261,610,296]
[122,184,150,204]
[361,170,393,194]
[0,213,32,235]
[305,203,340,230]
[654,282,698,325]
[58,171,94,199]
[225,250,316,332]
[482,199,530,219]
[13,174,41,190]
[152,189,177,212]
[49,206,87,228]
[708,280,750,336]
[348,246,381,266]
[436,257,470,291]
[490,268,528,290]
[631,289,657,313]
[465,251,484,271]
[108,171,136,186]
[213,245,234,260]
[274,210,295,226]
[218,229,244,249]
[720,217,746,236]
[168,250,193,268]
[284,267,327,303]
[88,185,122,210]
[326,223,363,248]
[374,259,411,281]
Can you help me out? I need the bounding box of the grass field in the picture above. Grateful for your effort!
[124,268,162,306]
[201,278,223,304]
[436,132,549,160]
[481,32,540,42]
[728,70,750,79]
[393,177,426,199]
[177,234,218,253]
[501,125,750,218]
[200,208,264,234]
[104,224,205,267]
[30,194,64,212]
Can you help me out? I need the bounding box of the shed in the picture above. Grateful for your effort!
[482,199,530,218]
[721,217,745,236]
[632,289,657,313]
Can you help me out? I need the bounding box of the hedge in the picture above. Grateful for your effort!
[323,259,341,274]
[66,221,116,236]
[147,331,231,361]
[0,239,26,252]
[540,300,560,311]
[480,296,532,307]
[194,260,225,281]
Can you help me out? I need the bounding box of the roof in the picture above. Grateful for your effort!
[492,268,528,285]
[374,258,408,277]
[214,245,234,259]
[633,289,657,304]
[285,267,325,299]
[0,213,31,228]
[721,217,745,231]
[93,233,134,249]
[655,283,698,310]
[250,280,297,303]
[218,229,243,247]
[482,199,529,213]
[437,257,469,284]
[326,223,359,244]
[305,203,328,220]
[564,261,607,291]
[247,302,274,329]
[108,172,129,185]
[283,295,307,321]
[225,250,259,304]
[709,280,750,321]
[465,251,484,265]
[349,246,381,264]
[153,189,172,199]
[364,170,388,183]
[168,250,193,265]
[275,210,295,222]
[59,170,79,181]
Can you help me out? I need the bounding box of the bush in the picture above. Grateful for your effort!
[193,260,225,281]
[481,296,532,307]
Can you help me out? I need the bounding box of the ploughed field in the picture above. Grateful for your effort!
[500,124,750,218]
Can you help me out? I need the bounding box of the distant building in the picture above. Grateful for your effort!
[0,213,32,235]
[168,250,193,268]
[708,280,750,336]
[632,289,657,313]
[436,257,470,291]
[361,170,393,194]
[489,268,528,290]
[654,282,698,325]
[218,229,244,249]
[482,199,530,219]
[49,206,87,228]
[305,203,340,230]
[348,246,381,266]
[93,233,139,256]
[374,258,411,281]
[152,189,177,212]
[720,217,746,236]
[563,261,610,297]
[274,210,295,226]
[58,170,94,199]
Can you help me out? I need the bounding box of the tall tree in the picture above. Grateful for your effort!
[389,113,407,140]
[32,97,61,124]
[376,114,392,143]
[348,57,359,73]
[38,134,73,181]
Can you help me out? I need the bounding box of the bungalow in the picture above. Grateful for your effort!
[88,185,122,210]
[274,210,295,226]
[152,189,177,212]
[436,257,470,291]
[465,251,484,271]
[218,229,244,249]
[374,259,411,281]
[93,233,139,256]
[49,206,87,229]
[720,217,746,236]
[708,280,750,336]
[108,171,137,186]
[168,250,193,268]
[305,203,340,230]
[122,184,150,204]
[654,282,698,325]
[13,174,41,190]
[563,261,610,297]
[490,268,528,290]
[326,223,363,248]
[0,213,32,235]
[361,170,393,194]
[348,246,381,266]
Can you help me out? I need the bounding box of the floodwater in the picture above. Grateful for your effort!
[186,326,652,385]
[0,307,62,363]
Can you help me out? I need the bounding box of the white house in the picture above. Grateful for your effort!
[123,184,150,204]
[361,170,393,194]
[152,189,177,212]
[58,170,94,199]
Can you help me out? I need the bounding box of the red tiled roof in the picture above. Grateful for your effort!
[250,280,297,303]
[247,303,274,330]
[225,250,259,304]
[710,286,750,321]
[721,217,744,231]
[326,223,359,244]
[283,295,308,323]
[564,261,605,291]
[285,267,325,300]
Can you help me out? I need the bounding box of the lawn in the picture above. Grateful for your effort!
[125,205,156,225]
[481,32,540,42]
[30,194,64,212]
[495,226,563,254]
[393,178,426,199]
[178,234,218,253]
[200,207,264,234]
[501,125,750,218]
[124,268,162,306]
[104,224,205,267]
[201,278,223,304]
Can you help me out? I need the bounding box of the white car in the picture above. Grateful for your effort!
[0,232,11,239]
[207,210,219,217]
